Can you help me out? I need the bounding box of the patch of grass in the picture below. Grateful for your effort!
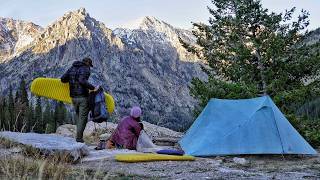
[0,156,127,179]
[0,156,71,179]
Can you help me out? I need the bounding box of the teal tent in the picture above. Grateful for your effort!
[179,96,317,156]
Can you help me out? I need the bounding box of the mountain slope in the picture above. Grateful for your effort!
[0,18,43,62]
[114,16,198,62]
[0,8,205,130]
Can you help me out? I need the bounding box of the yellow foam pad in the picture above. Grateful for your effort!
[115,153,195,162]
[30,78,115,113]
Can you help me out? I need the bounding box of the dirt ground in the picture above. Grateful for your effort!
[75,149,320,179]
[1,144,319,180]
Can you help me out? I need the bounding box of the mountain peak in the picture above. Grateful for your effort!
[141,16,161,25]
[59,8,89,22]
[119,16,173,30]
[139,16,173,30]
[77,7,87,15]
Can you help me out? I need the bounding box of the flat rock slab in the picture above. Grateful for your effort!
[0,131,89,161]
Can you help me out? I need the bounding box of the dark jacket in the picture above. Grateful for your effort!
[61,61,95,98]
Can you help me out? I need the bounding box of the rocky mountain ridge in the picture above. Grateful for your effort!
[0,17,43,62]
[0,8,205,131]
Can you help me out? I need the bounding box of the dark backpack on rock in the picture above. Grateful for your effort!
[89,87,109,123]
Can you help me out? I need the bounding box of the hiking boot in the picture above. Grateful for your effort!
[94,140,106,150]
[76,139,84,143]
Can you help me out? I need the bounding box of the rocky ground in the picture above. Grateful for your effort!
[75,151,320,179]
[0,121,319,179]
[0,145,319,179]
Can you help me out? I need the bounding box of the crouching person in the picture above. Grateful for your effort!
[96,106,143,150]
[110,106,143,150]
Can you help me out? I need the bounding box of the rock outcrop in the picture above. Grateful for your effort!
[0,131,88,161]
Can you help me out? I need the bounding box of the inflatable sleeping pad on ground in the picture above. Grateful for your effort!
[30,78,115,113]
[115,153,195,162]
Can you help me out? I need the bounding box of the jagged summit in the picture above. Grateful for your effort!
[120,16,173,31]
[56,7,89,23]
[31,7,123,54]
[139,16,174,30]
[114,15,197,61]
[48,7,92,31]
[76,7,87,16]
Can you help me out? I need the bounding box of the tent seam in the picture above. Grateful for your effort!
[268,98,285,154]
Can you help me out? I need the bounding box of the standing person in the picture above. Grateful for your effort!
[108,106,144,150]
[61,57,98,142]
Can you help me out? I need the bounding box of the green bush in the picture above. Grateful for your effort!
[287,114,320,147]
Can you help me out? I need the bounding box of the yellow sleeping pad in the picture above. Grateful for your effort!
[115,153,195,162]
[30,77,115,113]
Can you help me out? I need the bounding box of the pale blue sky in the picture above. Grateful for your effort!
[0,0,319,30]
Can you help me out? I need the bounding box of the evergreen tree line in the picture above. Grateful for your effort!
[0,79,72,133]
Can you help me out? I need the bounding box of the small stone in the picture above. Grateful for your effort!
[232,157,247,165]
[9,147,22,153]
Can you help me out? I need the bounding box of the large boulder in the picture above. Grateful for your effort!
[56,124,76,137]
[56,121,183,143]
[143,121,183,139]
[56,121,117,138]
[0,131,89,161]
[83,121,117,137]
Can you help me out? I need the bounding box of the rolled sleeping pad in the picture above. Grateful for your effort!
[156,149,185,156]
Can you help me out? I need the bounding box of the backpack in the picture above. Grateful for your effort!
[88,87,109,123]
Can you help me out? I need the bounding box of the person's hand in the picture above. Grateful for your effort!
[89,86,99,93]
[93,86,99,92]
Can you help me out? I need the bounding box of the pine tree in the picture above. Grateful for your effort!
[19,78,29,106]
[0,97,4,130]
[1,98,8,130]
[8,86,15,131]
[4,105,11,131]
[53,101,67,129]
[50,109,56,132]
[27,100,34,132]
[184,0,320,113]
[34,97,43,133]
[17,78,29,132]
[58,101,67,125]
[53,102,59,131]
[43,101,55,133]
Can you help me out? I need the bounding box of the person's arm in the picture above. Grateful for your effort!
[78,67,95,90]
[131,121,142,138]
[138,122,144,130]
[60,68,71,83]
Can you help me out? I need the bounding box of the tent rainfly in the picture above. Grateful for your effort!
[179,96,317,156]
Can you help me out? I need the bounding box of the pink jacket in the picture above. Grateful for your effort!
[110,116,142,150]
